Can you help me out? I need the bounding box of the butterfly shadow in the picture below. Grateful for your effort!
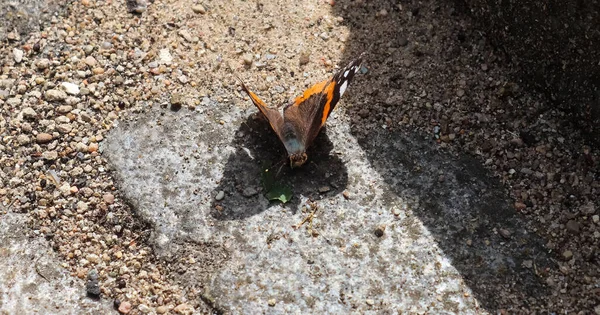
[210,114,348,221]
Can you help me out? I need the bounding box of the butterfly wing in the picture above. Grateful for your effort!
[285,54,364,148]
[237,77,286,142]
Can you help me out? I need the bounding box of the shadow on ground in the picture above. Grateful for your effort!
[332,0,555,311]
[210,114,348,220]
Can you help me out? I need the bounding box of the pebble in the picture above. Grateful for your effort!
[299,51,310,65]
[377,9,388,17]
[42,151,58,160]
[57,105,73,114]
[499,229,511,239]
[566,220,580,233]
[192,4,206,14]
[101,41,113,50]
[35,132,52,144]
[17,135,30,145]
[103,193,115,204]
[268,299,276,306]
[13,48,23,63]
[170,93,183,110]
[242,187,258,197]
[7,97,21,106]
[57,123,73,134]
[156,306,169,314]
[35,58,50,69]
[581,202,596,215]
[178,75,189,84]
[215,191,225,201]
[522,260,533,268]
[366,299,375,306]
[173,303,191,314]
[86,270,101,298]
[138,304,151,313]
[128,0,148,13]
[88,143,99,152]
[159,49,173,64]
[84,56,97,66]
[593,215,599,223]
[77,201,89,212]
[562,250,573,260]
[318,186,331,193]
[45,89,67,102]
[118,301,132,314]
[61,82,80,95]
[242,54,253,65]
[21,107,37,119]
[92,67,105,75]
[178,29,193,42]
[374,225,385,237]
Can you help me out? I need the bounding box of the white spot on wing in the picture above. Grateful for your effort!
[339,80,348,97]
[343,70,349,77]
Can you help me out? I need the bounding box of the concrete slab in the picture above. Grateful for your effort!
[103,100,553,313]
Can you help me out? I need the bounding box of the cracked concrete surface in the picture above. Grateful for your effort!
[103,101,552,313]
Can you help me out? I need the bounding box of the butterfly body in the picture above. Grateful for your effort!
[238,54,364,168]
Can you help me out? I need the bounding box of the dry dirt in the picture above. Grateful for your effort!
[0,0,598,314]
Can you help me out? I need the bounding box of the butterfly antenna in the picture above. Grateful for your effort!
[271,156,287,178]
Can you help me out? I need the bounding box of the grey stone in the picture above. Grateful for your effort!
[21,107,37,119]
[45,89,67,102]
[566,220,580,233]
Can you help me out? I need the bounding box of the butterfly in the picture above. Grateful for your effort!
[237,53,364,168]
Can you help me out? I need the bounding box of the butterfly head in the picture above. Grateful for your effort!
[289,152,308,168]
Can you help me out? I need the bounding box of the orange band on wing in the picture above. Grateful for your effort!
[248,90,267,108]
[320,81,336,126]
[293,79,329,105]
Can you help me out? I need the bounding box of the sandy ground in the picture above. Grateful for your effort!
[0,0,598,314]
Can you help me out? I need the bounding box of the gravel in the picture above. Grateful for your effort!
[0,0,597,313]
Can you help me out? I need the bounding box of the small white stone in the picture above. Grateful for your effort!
[192,4,206,14]
[13,48,23,63]
[159,48,173,64]
[593,215,599,223]
[61,82,80,95]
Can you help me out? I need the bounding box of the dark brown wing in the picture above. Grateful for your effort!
[285,53,364,148]
[236,76,287,142]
